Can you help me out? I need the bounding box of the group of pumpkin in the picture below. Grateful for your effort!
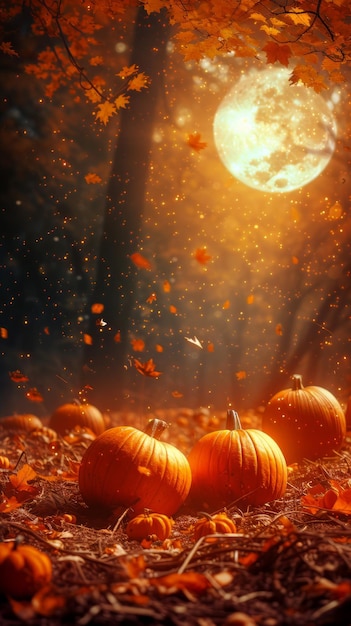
[0,374,348,600]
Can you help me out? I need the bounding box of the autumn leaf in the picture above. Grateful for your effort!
[301,479,351,515]
[235,370,247,380]
[155,344,163,353]
[115,93,130,109]
[169,304,177,314]
[163,280,171,292]
[222,300,230,309]
[149,571,210,595]
[84,333,93,345]
[146,292,157,303]
[187,132,207,151]
[275,323,283,336]
[130,252,152,270]
[117,64,138,78]
[246,294,254,304]
[85,172,102,184]
[0,327,8,339]
[289,65,327,92]
[95,101,117,124]
[0,41,19,57]
[194,248,211,265]
[91,302,104,314]
[286,7,311,27]
[262,42,292,67]
[9,464,37,491]
[133,358,162,378]
[9,370,29,383]
[131,338,145,352]
[26,387,44,402]
[127,72,149,92]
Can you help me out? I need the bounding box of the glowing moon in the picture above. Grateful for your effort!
[213,67,337,193]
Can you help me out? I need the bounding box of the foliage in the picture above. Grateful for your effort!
[0,0,350,126]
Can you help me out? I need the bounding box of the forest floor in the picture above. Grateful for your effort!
[1,408,351,626]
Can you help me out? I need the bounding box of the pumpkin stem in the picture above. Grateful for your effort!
[197,511,213,520]
[144,418,168,440]
[291,374,304,391]
[226,410,242,430]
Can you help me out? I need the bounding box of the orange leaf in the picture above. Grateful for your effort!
[84,333,93,345]
[95,101,116,124]
[155,344,163,352]
[85,172,102,184]
[91,302,104,314]
[275,323,283,335]
[9,370,29,383]
[0,327,8,339]
[133,358,162,378]
[115,93,130,109]
[0,41,19,57]
[194,248,211,265]
[187,132,207,151]
[127,72,149,92]
[163,280,171,293]
[117,64,138,79]
[235,370,246,380]
[131,338,145,352]
[9,464,37,491]
[149,572,210,595]
[169,305,177,314]
[146,292,157,303]
[262,41,292,67]
[246,294,254,304]
[222,300,230,309]
[26,387,44,402]
[289,65,327,92]
[130,252,152,270]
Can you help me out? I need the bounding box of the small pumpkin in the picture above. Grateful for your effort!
[49,401,105,436]
[262,374,346,463]
[126,511,174,541]
[193,512,237,542]
[0,540,52,599]
[0,414,42,432]
[78,418,192,516]
[188,410,287,510]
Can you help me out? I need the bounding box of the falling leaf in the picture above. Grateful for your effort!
[0,327,8,339]
[292,256,299,265]
[207,342,215,352]
[26,388,44,402]
[114,331,121,343]
[84,172,102,184]
[194,248,211,265]
[84,333,93,345]
[246,294,254,304]
[185,336,203,349]
[172,390,183,398]
[163,280,171,292]
[0,41,19,57]
[91,302,104,314]
[9,370,29,383]
[275,323,283,335]
[130,252,152,270]
[169,304,177,314]
[133,358,162,378]
[289,65,327,92]
[131,338,145,352]
[146,292,157,303]
[222,299,230,309]
[235,370,247,380]
[187,132,207,151]
[155,344,164,352]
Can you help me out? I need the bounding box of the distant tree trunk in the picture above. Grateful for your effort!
[83,7,170,411]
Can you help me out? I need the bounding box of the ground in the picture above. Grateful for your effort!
[0,408,351,625]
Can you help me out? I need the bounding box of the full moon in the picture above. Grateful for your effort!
[213,67,337,193]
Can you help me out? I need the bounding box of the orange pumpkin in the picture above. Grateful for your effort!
[194,512,236,542]
[49,401,105,436]
[262,374,346,463]
[188,410,287,510]
[0,541,52,599]
[126,511,174,541]
[0,414,42,432]
[78,419,192,516]
[345,396,351,431]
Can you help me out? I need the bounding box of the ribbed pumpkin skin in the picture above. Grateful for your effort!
[188,416,287,510]
[78,423,192,516]
[126,512,174,541]
[49,402,105,436]
[0,542,52,599]
[194,513,236,541]
[262,375,346,463]
[0,414,42,432]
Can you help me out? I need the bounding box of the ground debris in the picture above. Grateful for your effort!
[1,412,351,625]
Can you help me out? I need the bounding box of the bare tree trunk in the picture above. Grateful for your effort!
[82,7,170,411]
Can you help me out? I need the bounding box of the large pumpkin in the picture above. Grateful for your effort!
[78,419,192,516]
[188,410,287,510]
[0,541,52,599]
[49,401,105,436]
[262,374,346,463]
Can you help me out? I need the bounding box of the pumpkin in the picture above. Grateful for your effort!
[0,455,11,469]
[49,401,105,436]
[78,418,192,516]
[126,511,174,541]
[188,410,287,510]
[193,512,237,542]
[0,540,52,599]
[262,374,346,463]
[0,414,42,432]
[345,396,351,431]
